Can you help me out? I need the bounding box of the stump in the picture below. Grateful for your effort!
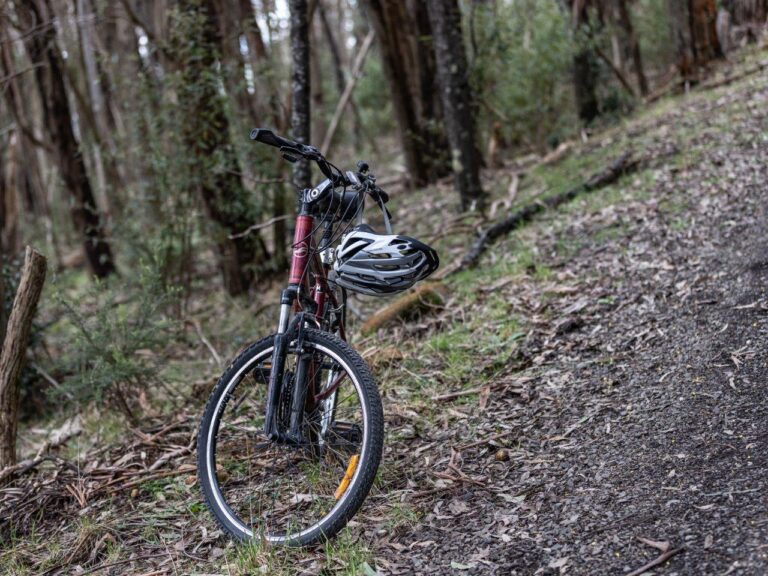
[0,247,47,468]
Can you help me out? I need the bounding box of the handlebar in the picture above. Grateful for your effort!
[250,127,389,204]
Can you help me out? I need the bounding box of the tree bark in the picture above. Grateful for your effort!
[668,0,723,81]
[362,0,430,186]
[0,246,47,468]
[722,0,767,44]
[567,0,601,124]
[427,0,485,211]
[289,0,312,199]
[614,0,649,96]
[174,0,269,295]
[13,0,117,278]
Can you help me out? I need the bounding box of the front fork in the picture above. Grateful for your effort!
[263,287,319,444]
[263,289,296,442]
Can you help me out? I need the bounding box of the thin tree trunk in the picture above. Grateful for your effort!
[289,0,312,200]
[427,0,485,212]
[567,0,601,124]
[321,30,375,155]
[15,0,117,278]
[668,0,723,81]
[362,0,429,186]
[318,1,364,147]
[0,246,46,468]
[615,0,649,96]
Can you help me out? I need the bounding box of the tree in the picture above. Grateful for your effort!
[722,0,768,45]
[174,0,269,295]
[289,0,312,197]
[566,0,602,124]
[667,0,723,81]
[9,0,117,278]
[362,0,449,187]
[427,0,485,212]
[613,0,649,96]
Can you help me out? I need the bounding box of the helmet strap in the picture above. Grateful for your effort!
[378,197,393,235]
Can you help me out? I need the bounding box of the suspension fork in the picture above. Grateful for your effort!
[263,288,296,441]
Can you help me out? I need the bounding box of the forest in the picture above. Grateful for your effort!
[1,0,767,574]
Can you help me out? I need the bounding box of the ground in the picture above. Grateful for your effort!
[1,51,767,575]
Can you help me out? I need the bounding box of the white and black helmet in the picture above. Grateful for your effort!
[333,224,439,296]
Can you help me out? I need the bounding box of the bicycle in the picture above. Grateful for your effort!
[197,129,438,546]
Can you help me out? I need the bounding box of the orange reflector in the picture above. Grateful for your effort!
[334,454,359,500]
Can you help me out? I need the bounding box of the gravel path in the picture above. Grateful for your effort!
[371,70,768,575]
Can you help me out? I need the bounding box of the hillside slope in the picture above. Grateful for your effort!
[1,52,767,576]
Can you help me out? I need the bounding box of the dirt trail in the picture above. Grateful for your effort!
[370,73,768,574]
[2,61,767,576]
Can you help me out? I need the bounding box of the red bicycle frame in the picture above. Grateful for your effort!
[284,213,346,342]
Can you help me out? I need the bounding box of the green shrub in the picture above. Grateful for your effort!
[53,265,179,420]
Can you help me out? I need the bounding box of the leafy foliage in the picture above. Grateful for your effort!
[52,265,179,419]
[470,0,577,150]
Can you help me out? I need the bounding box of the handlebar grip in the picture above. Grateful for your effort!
[250,128,299,151]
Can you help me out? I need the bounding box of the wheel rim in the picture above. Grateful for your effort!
[204,341,370,542]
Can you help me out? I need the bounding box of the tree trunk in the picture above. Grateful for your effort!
[614,0,649,96]
[427,0,485,212]
[722,0,767,44]
[567,0,601,125]
[174,0,269,295]
[362,0,430,186]
[668,0,723,81]
[289,0,312,199]
[14,0,117,278]
[0,247,46,468]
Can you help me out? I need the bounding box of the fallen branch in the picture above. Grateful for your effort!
[626,538,684,576]
[698,59,768,91]
[0,427,80,483]
[456,152,639,271]
[360,282,447,336]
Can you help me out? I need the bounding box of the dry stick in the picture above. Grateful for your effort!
[459,429,517,451]
[455,152,639,272]
[0,247,47,468]
[626,547,684,576]
[186,319,222,367]
[104,464,196,494]
[320,30,375,156]
[229,215,291,240]
[75,553,168,576]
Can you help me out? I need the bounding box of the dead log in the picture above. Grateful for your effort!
[456,152,639,272]
[0,246,47,467]
[360,282,447,336]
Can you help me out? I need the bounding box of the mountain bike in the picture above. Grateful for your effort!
[197,129,403,546]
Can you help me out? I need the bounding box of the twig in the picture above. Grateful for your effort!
[29,362,73,400]
[458,429,517,451]
[229,215,291,240]
[186,319,222,367]
[0,427,79,482]
[626,544,684,576]
[148,433,195,472]
[104,464,196,493]
[76,553,167,576]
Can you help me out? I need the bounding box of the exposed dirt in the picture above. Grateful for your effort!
[1,59,767,576]
[366,69,768,575]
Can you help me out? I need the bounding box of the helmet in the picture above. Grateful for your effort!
[333,224,439,296]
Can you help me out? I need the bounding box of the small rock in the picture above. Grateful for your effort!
[130,488,139,498]
[495,449,510,462]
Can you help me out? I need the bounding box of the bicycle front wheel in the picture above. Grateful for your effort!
[197,328,383,546]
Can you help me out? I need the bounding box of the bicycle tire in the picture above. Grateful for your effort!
[196,329,383,546]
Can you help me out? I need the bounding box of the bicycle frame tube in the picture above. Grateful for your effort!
[264,201,346,441]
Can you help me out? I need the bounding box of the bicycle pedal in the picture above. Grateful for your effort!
[326,422,363,448]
